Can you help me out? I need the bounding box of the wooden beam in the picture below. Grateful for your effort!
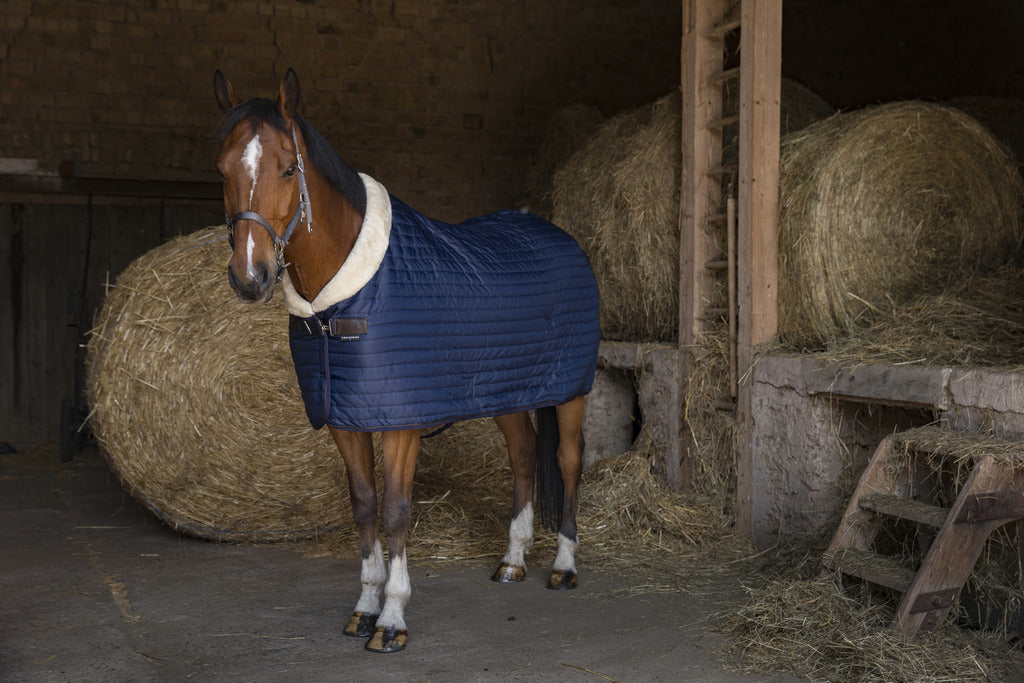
[0,174,222,201]
[735,0,781,538]
[679,0,728,491]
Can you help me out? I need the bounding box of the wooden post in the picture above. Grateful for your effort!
[678,0,728,491]
[735,0,781,538]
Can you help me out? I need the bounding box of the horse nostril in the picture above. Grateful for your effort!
[227,264,241,291]
[259,262,274,289]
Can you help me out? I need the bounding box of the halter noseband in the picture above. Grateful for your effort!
[226,125,313,281]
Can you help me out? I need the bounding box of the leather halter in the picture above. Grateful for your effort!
[226,125,313,280]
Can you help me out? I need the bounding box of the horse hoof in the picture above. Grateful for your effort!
[365,626,408,653]
[491,562,526,583]
[547,569,578,590]
[343,611,378,638]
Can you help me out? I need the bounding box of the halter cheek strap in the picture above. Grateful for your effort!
[225,125,313,281]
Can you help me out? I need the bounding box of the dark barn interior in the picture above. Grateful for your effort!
[4,1,1024,680]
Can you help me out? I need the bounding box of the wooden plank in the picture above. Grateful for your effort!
[825,437,901,555]
[955,491,1024,524]
[678,0,730,491]
[825,546,916,593]
[0,174,221,201]
[894,457,1024,636]
[0,205,16,436]
[0,200,174,442]
[859,492,948,528]
[679,0,726,375]
[735,0,782,538]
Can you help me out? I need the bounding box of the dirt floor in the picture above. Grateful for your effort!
[0,442,804,682]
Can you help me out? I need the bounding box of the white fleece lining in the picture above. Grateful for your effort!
[281,172,392,317]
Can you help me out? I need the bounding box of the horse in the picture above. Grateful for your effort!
[213,68,600,653]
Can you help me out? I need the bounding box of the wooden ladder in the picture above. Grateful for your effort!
[824,425,1024,637]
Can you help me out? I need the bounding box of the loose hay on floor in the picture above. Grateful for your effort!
[719,576,1019,683]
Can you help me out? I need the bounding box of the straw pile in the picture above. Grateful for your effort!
[306,417,735,574]
[719,575,1019,682]
[778,101,1024,348]
[550,79,834,342]
[814,265,1024,369]
[86,227,346,542]
[717,426,1024,681]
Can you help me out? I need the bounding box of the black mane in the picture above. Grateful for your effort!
[216,98,367,217]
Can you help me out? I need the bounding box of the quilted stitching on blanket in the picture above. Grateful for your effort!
[286,174,600,432]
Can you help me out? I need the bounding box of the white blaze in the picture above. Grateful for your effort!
[241,135,262,277]
[242,134,262,206]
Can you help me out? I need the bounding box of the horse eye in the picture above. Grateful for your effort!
[284,164,296,178]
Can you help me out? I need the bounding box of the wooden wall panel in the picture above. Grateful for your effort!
[0,199,220,444]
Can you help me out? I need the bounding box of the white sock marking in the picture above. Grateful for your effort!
[354,540,386,614]
[501,502,534,567]
[553,533,578,573]
[377,551,411,631]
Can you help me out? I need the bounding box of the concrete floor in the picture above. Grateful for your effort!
[1,443,801,682]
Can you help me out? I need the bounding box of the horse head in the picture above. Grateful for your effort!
[214,68,311,302]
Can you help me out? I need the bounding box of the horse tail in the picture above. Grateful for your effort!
[535,405,563,532]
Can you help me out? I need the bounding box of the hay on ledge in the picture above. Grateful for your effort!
[778,101,1024,348]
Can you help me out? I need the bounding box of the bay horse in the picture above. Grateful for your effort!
[213,68,600,653]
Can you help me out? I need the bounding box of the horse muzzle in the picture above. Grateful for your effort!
[227,262,276,303]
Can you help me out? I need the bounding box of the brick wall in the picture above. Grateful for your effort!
[0,0,680,221]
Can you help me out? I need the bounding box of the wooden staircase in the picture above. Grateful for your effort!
[824,425,1024,637]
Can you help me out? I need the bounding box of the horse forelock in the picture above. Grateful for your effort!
[215,98,285,144]
[217,98,367,218]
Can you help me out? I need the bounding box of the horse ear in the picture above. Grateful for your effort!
[278,68,300,119]
[213,70,238,112]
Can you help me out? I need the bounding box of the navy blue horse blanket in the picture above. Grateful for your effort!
[282,174,600,432]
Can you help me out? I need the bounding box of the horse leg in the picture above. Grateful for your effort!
[491,411,537,583]
[365,428,420,653]
[549,396,585,591]
[329,428,384,638]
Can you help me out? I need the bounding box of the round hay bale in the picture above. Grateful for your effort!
[946,96,1024,169]
[552,92,680,342]
[550,80,834,342]
[86,227,345,541]
[778,101,1024,347]
[524,103,604,220]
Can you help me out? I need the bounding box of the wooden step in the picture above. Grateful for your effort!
[825,547,916,593]
[892,425,1024,463]
[859,492,948,528]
